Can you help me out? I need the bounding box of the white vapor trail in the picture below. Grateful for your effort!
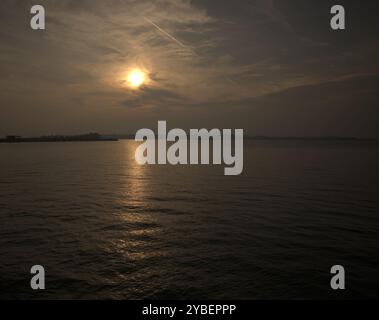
[144,17,198,56]
[144,17,237,84]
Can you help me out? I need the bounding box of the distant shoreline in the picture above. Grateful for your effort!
[109,135,378,141]
[1,134,378,144]
[0,133,118,143]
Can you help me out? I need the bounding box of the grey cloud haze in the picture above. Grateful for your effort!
[0,0,378,137]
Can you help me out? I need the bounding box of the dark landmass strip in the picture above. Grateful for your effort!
[107,134,378,141]
[0,133,118,143]
[1,133,378,143]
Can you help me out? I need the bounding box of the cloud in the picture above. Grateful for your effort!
[0,0,378,136]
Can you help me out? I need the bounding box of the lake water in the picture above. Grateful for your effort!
[0,140,378,299]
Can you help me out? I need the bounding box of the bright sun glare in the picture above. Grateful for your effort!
[127,69,145,88]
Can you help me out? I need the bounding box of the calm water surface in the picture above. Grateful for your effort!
[0,140,378,299]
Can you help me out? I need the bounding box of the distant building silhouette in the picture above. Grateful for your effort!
[5,135,21,142]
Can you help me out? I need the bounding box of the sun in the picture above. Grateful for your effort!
[127,69,146,88]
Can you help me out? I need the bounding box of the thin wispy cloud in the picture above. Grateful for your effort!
[0,0,378,137]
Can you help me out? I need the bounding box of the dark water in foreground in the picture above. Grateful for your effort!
[0,140,378,299]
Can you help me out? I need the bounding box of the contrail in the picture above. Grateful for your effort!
[144,17,198,56]
[144,17,237,84]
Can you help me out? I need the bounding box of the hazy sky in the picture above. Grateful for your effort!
[0,0,378,137]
